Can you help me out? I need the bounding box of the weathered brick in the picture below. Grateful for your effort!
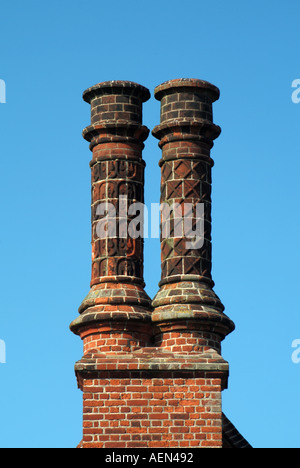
[71,79,245,450]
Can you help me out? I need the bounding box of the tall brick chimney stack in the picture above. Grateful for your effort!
[70,79,249,449]
[152,79,235,354]
[70,81,155,448]
[70,81,152,355]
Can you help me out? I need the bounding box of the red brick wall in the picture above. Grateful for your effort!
[80,373,222,449]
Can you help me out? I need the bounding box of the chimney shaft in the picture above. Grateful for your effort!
[152,79,234,353]
[70,81,152,354]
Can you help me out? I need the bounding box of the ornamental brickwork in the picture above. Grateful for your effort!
[70,81,153,356]
[152,79,234,356]
[70,79,251,449]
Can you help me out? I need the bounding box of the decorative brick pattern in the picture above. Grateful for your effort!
[70,81,153,352]
[152,79,235,353]
[70,79,247,449]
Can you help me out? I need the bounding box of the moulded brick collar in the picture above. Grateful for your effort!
[83,80,151,104]
[154,78,220,102]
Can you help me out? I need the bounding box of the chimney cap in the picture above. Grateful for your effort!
[83,80,151,104]
[154,78,220,102]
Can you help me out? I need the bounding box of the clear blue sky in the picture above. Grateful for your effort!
[0,0,299,448]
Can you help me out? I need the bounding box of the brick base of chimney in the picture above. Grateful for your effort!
[75,349,228,448]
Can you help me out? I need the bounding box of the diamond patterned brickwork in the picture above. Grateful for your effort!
[152,79,235,353]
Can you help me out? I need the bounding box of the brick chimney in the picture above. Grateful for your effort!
[70,81,153,355]
[70,81,154,448]
[152,78,235,356]
[70,79,237,449]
